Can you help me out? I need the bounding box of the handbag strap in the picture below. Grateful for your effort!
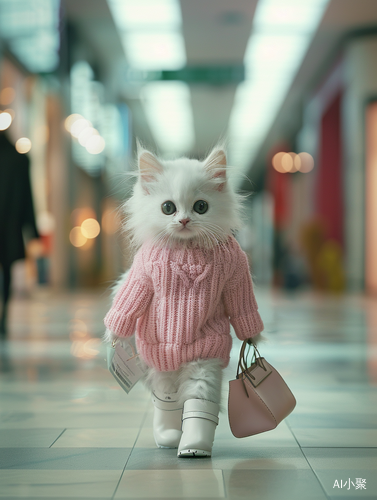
[237,340,265,376]
[236,340,268,397]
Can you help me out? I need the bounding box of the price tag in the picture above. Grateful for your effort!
[107,339,147,393]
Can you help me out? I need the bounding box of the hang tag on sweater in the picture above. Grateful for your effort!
[108,339,147,394]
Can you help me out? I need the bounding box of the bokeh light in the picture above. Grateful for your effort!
[65,113,105,157]
[297,152,315,173]
[0,112,12,131]
[69,227,87,247]
[81,218,100,239]
[294,154,302,171]
[272,151,315,174]
[64,113,83,132]
[15,137,32,154]
[78,127,98,147]
[85,135,105,154]
[281,153,296,173]
[272,152,286,173]
[70,118,91,138]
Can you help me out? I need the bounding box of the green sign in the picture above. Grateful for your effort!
[125,66,244,85]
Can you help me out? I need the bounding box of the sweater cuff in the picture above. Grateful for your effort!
[232,312,264,340]
[104,310,136,338]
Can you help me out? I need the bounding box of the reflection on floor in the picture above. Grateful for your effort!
[0,288,376,499]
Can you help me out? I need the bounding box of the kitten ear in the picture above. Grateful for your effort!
[204,148,227,191]
[138,148,163,193]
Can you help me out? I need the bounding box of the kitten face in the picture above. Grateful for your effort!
[125,148,242,249]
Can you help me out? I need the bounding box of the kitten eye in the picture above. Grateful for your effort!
[193,200,208,214]
[161,201,176,215]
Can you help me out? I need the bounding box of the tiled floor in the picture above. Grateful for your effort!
[0,287,376,499]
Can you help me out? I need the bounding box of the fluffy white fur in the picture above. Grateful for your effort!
[124,145,244,250]
[105,145,264,408]
[144,358,223,406]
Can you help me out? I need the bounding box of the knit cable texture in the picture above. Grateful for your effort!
[104,237,264,371]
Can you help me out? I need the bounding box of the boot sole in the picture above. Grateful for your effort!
[178,449,211,458]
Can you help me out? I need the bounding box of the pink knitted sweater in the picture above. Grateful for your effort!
[104,236,263,372]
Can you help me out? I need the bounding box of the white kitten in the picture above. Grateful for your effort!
[105,145,265,346]
[124,145,244,250]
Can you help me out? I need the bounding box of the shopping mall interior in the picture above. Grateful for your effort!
[0,0,377,499]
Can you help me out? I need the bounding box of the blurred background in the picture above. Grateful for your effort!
[2,4,377,495]
[1,0,377,323]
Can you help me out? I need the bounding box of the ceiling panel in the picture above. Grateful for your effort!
[180,0,256,64]
[190,85,237,157]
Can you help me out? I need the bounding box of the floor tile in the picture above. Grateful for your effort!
[223,468,328,500]
[0,448,132,470]
[115,469,225,498]
[0,429,65,448]
[52,428,141,448]
[292,428,377,447]
[133,425,156,449]
[126,446,310,471]
[287,412,377,429]
[302,448,377,498]
[302,447,377,470]
[0,469,121,498]
[0,411,148,430]
[288,391,366,414]
[216,421,299,448]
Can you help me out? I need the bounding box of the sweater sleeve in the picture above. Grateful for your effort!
[222,245,264,340]
[104,250,154,338]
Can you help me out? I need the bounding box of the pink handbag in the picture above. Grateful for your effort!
[228,340,296,438]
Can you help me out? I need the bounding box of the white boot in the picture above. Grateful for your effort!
[177,399,219,458]
[152,390,183,449]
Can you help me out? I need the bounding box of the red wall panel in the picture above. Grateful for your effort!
[316,91,344,246]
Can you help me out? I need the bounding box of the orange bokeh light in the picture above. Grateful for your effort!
[272,151,314,174]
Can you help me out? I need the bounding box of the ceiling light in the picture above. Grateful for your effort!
[107,0,186,71]
[107,0,181,29]
[0,0,60,73]
[254,0,328,32]
[228,0,329,180]
[121,31,186,71]
[141,81,194,155]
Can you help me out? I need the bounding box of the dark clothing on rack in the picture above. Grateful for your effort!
[0,132,39,336]
[0,133,39,266]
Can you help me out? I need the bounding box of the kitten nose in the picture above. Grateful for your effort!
[179,218,190,227]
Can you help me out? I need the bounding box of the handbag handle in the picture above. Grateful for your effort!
[236,340,268,397]
[236,340,266,377]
